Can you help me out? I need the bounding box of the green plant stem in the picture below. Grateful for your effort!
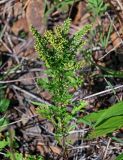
[8,127,16,160]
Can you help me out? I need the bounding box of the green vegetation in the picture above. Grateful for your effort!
[31,18,91,157]
[44,0,79,19]
[87,0,108,17]
[31,14,123,158]
[78,101,123,139]
[0,61,43,159]
[115,153,123,160]
[1,0,123,159]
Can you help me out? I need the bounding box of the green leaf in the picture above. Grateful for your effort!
[0,117,6,126]
[72,101,87,115]
[14,152,23,159]
[0,117,8,132]
[78,118,92,126]
[6,152,23,159]
[88,115,123,139]
[94,101,123,127]
[5,152,20,159]
[104,78,116,95]
[31,101,49,106]
[78,109,105,124]
[0,139,8,151]
[0,99,10,112]
[79,101,123,139]
[98,65,123,78]
[112,137,123,144]
[80,101,123,128]
[87,0,107,17]
[68,124,76,132]
[115,153,123,160]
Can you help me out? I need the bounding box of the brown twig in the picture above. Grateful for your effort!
[83,84,123,100]
[0,75,44,84]
[11,84,51,105]
[103,138,111,160]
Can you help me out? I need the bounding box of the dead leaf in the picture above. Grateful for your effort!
[18,73,34,85]
[13,2,23,18]
[69,87,76,94]
[50,146,61,155]
[111,32,122,48]
[72,1,86,25]
[21,113,29,125]
[0,44,8,52]
[106,44,113,52]
[40,91,52,101]
[12,17,28,35]
[119,26,123,35]
[37,142,49,156]
[80,13,90,24]
[26,0,45,34]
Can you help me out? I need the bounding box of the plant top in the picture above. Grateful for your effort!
[31,19,91,105]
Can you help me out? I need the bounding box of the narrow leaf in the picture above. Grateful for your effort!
[115,153,123,160]
[95,101,123,127]
[88,116,123,139]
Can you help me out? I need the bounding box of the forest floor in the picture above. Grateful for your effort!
[0,0,123,159]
